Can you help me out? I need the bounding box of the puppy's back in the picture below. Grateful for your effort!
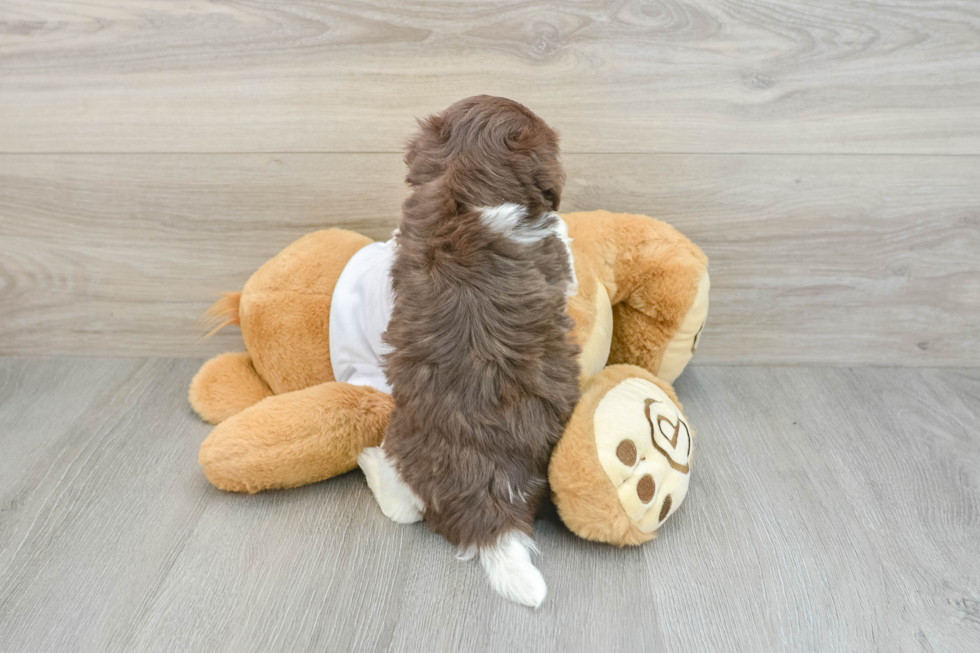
[383,197,580,549]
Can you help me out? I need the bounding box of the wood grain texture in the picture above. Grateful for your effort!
[1,0,979,154]
[2,153,978,364]
[0,359,977,652]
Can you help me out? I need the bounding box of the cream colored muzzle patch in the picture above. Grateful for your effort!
[594,378,692,533]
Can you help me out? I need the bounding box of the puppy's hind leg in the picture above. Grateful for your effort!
[480,531,547,608]
[358,446,424,524]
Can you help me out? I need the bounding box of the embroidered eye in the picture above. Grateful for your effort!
[616,439,637,466]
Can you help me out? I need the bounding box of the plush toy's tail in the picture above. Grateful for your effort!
[201,292,242,338]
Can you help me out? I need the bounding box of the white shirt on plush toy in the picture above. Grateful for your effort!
[329,212,577,395]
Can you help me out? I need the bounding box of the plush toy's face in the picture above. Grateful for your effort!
[593,378,691,533]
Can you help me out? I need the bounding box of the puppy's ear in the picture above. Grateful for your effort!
[511,124,564,211]
[418,114,444,136]
[534,147,565,211]
[542,185,562,211]
[509,125,537,151]
[404,114,446,187]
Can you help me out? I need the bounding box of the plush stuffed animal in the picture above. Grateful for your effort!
[189,210,708,546]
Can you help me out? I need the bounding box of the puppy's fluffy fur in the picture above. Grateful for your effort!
[359,96,580,607]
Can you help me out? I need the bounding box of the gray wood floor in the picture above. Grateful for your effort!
[1,359,977,652]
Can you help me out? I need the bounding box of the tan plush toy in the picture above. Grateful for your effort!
[189,210,708,546]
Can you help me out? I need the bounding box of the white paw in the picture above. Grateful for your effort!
[480,532,548,609]
[491,560,547,609]
[358,446,424,524]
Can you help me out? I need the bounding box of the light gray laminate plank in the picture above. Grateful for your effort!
[1,361,978,651]
[2,153,978,364]
[1,1,978,153]
[0,358,142,494]
[0,358,213,652]
[663,367,980,652]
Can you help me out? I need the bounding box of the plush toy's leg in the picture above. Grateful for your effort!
[198,381,394,493]
[189,352,273,424]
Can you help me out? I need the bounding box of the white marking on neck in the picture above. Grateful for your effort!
[480,203,553,244]
[480,204,579,298]
[549,213,578,298]
[506,485,529,504]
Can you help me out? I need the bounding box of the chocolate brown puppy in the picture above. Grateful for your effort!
[358,96,580,607]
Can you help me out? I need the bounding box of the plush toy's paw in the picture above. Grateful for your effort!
[593,377,691,532]
[358,446,424,524]
[189,352,273,424]
[549,365,694,547]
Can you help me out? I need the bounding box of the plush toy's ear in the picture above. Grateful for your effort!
[549,365,693,546]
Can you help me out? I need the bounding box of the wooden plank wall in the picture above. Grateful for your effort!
[1,1,978,364]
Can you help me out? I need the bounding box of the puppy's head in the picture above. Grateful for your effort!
[405,95,564,214]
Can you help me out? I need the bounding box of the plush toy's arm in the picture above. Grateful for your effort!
[565,211,708,384]
[606,214,708,383]
[199,381,393,493]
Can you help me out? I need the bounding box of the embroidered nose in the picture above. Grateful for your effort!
[637,474,655,503]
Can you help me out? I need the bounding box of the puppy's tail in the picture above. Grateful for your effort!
[474,531,547,608]
[200,292,242,338]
